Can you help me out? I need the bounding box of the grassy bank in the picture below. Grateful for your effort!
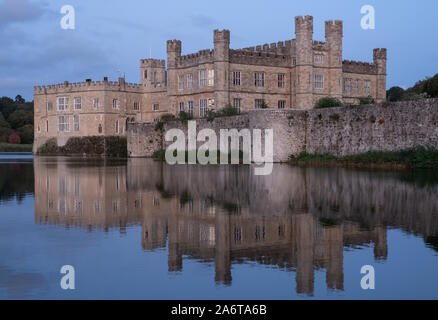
[0,143,32,152]
[289,147,438,169]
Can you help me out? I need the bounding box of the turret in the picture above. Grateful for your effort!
[373,48,387,102]
[140,59,166,88]
[294,16,314,109]
[214,29,231,109]
[166,39,181,69]
[325,20,343,100]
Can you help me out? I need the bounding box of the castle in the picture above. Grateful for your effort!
[33,16,387,151]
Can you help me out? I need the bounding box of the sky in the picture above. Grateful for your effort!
[1,0,438,101]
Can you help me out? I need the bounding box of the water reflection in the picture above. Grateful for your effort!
[33,157,438,296]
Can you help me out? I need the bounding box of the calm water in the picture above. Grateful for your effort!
[1,155,438,299]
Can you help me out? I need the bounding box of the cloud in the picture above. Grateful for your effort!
[0,0,49,26]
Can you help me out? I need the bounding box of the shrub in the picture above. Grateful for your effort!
[259,101,269,109]
[358,96,376,105]
[178,111,192,124]
[315,97,342,109]
[8,132,21,144]
[205,105,240,122]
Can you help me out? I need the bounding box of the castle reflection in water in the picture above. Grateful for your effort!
[34,157,438,295]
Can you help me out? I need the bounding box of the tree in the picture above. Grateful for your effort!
[424,74,438,98]
[0,112,10,128]
[7,108,33,129]
[387,86,405,102]
[17,125,34,144]
[15,95,25,104]
[8,132,21,144]
[315,97,343,109]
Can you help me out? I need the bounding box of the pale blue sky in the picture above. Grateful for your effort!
[1,0,437,100]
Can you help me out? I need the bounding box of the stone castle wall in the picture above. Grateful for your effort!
[127,99,438,161]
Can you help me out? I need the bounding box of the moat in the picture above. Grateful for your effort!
[1,155,438,299]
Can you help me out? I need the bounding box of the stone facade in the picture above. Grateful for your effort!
[33,16,386,152]
[127,99,438,161]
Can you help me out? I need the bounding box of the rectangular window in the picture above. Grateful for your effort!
[115,120,119,134]
[254,72,264,87]
[255,99,265,109]
[74,115,79,131]
[199,69,208,87]
[188,101,194,117]
[232,71,241,86]
[93,98,99,108]
[153,104,159,111]
[364,80,371,95]
[278,100,286,109]
[187,74,193,89]
[179,102,185,112]
[314,74,324,89]
[178,75,184,90]
[278,74,285,88]
[343,78,352,94]
[58,116,69,132]
[112,99,119,109]
[46,120,49,132]
[47,102,53,111]
[199,99,208,118]
[208,70,214,86]
[134,102,140,111]
[314,54,323,64]
[74,97,81,110]
[57,97,68,111]
[233,98,241,113]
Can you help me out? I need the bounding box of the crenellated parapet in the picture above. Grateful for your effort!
[34,77,143,95]
[176,49,215,68]
[140,59,166,68]
[229,49,291,67]
[240,39,294,55]
[342,60,377,74]
[312,40,328,51]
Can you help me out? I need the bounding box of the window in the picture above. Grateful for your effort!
[364,80,371,95]
[98,124,102,134]
[199,69,208,87]
[144,70,147,79]
[278,100,286,109]
[93,98,99,108]
[112,99,119,109]
[314,54,323,64]
[255,99,265,109]
[37,125,40,133]
[153,104,159,111]
[187,74,193,89]
[233,98,241,113]
[58,116,69,132]
[188,101,194,117]
[199,99,208,118]
[46,120,49,132]
[343,78,352,94]
[314,74,324,89]
[115,120,119,134]
[293,57,297,66]
[74,115,79,131]
[152,71,157,84]
[134,102,140,111]
[179,102,185,112]
[278,74,285,88]
[57,97,68,111]
[208,70,214,86]
[47,102,53,111]
[232,71,241,86]
[74,97,81,110]
[178,75,184,90]
[254,72,264,87]
[200,69,214,87]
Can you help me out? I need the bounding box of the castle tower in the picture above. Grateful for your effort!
[166,40,182,104]
[325,20,343,101]
[214,29,231,109]
[295,16,314,109]
[140,59,166,89]
[373,48,387,102]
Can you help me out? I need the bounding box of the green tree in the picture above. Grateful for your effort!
[315,97,342,109]
[15,95,25,104]
[17,125,34,144]
[423,74,438,98]
[0,112,10,128]
[387,86,405,102]
[7,108,33,129]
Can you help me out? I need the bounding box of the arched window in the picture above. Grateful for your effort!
[98,124,102,134]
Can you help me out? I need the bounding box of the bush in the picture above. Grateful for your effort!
[205,105,240,122]
[358,96,376,105]
[8,132,21,144]
[315,97,342,109]
[178,111,193,124]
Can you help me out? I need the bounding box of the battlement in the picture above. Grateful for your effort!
[167,39,182,53]
[140,59,165,67]
[176,49,215,68]
[373,48,387,60]
[214,29,230,42]
[240,39,294,55]
[295,15,313,33]
[230,49,291,67]
[342,60,377,74]
[325,20,343,38]
[312,41,328,51]
[34,77,143,94]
